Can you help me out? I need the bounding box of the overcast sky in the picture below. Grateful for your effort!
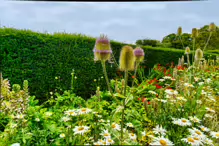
[0,0,218,44]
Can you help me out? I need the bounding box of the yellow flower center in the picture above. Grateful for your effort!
[182,119,187,123]
[159,140,167,146]
[70,112,75,115]
[195,131,201,135]
[82,109,87,112]
[188,138,195,143]
[104,133,110,137]
[216,133,219,137]
[201,128,205,131]
[78,127,84,131]
[102,142,106,144]
[112,124,116,128]
[194,137,199,140]
[108,139,112,142]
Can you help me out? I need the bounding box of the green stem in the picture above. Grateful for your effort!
[192,38,196,81]
[132,62,140,87]
[101,61,119,103]
[101,61,112,93]
[179,36,184,49]
[71,71,74,93]
[203,31,212,53]
[187,54,190,67]
[121,70,128,145]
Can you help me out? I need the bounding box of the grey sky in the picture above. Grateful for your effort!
[0,0,218,44]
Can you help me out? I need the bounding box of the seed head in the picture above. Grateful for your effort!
[209,22,216,32]
[185,47,190,54]
[93,34,112,61]
[192,28,199,38]
[119,45,135,71]
[177,26,182,36]
[195,48,203,60]
[133,47,144,63]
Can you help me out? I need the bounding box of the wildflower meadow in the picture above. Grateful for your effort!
[0,23,219,146]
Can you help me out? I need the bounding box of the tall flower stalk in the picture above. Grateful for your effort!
[132,47,145,87]
[177,26,184,49]
[119,45,135,144]
[203,22,216,53]
[93,34,113,94]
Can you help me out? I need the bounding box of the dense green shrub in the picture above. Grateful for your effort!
[0,28,217,101]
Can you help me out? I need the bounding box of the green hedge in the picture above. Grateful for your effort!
[0,28,217,101]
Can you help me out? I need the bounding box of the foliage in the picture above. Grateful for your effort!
[0,27,218,103]
[136,38,160,47]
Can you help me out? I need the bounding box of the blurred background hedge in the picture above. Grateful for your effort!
[0,28,217,102]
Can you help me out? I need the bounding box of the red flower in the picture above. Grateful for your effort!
[177,66,184,71]
[155,84,162,89]
[132,75,135,79]
[142,98,147,102]
[148,101,150,105]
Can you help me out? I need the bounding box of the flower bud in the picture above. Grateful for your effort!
[185,47,190,54]
[119,45,135,71]
[177,26,182,36]
[192,28,198,38]
[195,48,203,60]
[93,34,112,61]
[133,47,145,63]
[12,84,21,93]
[181,56,184,66]
[209,22,216,32]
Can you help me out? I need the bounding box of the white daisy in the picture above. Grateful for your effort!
[189,128,206,139]
[189,116,201,123]
[203,137,213,145]
[210,131,219,139]
[142,131,146,137]
[172,118,192,126]
[159,79,165,82]
[184,83,194,88]
[126,122,134,128]
[199,125,210,132]
[64,110,78,116]
[16,114,25,119]
[150,136,174,146]
[59,133,65,138]
[129,133,137,140]
[148,90,157,95]
[106,138,114,145]
[61,116,71,122]
[152,125,166,136]
[111,123,121,131]
[198,82,204,86]
[78,108,92,115]
[100,129,111,139]
[182,136,202,145]
[165,89,178,96]
[35,118,40,122]
[73,126,89,135]
[176,96,187,102]
[205,107,215,113]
